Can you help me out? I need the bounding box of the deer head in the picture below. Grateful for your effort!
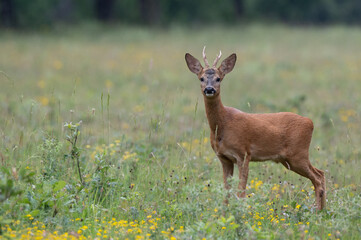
[185,47,237,98]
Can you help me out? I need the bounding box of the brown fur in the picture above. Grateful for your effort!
[185,50,326,210]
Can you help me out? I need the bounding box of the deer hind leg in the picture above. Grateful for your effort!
[236,153,250,198]
[314,167,326,209]
[284,156,326,211]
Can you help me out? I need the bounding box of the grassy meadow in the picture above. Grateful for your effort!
[0,24,361,239]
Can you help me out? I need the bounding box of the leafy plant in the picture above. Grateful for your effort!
[64,121,83,185]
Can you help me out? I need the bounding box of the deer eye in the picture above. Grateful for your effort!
[216,78,221,82]
[200,77,205,82]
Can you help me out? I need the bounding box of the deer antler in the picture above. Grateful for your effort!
[202,46,210,68]
[213,50,222,68]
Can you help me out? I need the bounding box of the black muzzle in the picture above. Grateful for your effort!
[204,87,216,95]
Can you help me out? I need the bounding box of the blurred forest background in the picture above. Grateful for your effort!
[1,0,361,28]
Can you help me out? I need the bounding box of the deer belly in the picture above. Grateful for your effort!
[251,154,283,162]
[250,143,285,162]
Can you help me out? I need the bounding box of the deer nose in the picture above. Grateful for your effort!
[204,87,216,95]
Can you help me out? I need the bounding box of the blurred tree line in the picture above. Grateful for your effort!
[1,0,361,28]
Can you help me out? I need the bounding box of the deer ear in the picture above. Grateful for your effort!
[218,53,236,76]
[185,53,203,75]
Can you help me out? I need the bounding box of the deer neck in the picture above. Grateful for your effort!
[204,95,226,133]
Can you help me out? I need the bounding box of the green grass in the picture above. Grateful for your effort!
[0,24,361,239]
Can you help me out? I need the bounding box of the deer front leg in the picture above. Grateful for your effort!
[237,153,250,198]
[220,157,234,189]
[219,157,234,205]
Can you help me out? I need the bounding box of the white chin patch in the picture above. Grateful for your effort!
[205,93,214,97]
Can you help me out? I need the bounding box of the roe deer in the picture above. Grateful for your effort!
[185,47,326,210]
